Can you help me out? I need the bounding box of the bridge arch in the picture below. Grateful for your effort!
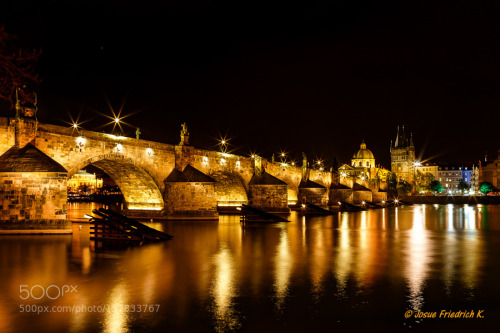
[209,171,248,206]
[68,153,164,211]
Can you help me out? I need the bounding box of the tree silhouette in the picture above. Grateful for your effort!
[0,25,41,109]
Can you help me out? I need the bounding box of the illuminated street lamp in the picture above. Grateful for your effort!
[218,137,229,153]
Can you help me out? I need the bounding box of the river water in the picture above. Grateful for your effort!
[1,204,499,332]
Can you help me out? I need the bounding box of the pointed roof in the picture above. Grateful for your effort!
[353,183,371,191]
[164,165,215,183]
[298,179,326,189]
[164,168,186,182]
[249,171,287,185]
[394,125,410,148]
[331,183,351,190]
[183,164,215,182]
[394,125,400,147]
[0,143,67,172]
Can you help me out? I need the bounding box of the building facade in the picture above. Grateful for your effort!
[437,165,463,193]
[479,159,499,189]
[415,162,438,180]
[471,165,480,193]
[390,125,416,183]
[67,169,103,193]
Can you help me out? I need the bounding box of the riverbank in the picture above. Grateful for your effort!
[401,195,500,205]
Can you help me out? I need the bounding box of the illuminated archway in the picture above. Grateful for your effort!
[210,171,248,206]
[67,154,164,211]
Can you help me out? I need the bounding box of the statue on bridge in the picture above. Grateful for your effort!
[15,86,38,119]
[302,152,309,180]
[136,127,141,140]
[179,122,190,146]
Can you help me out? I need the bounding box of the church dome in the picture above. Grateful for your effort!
[352,141,374,160]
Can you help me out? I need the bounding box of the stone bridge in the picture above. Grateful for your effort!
[0,115,337,229]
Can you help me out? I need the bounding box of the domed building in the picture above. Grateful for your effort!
[338,140,389,182]
[352,140,375,168]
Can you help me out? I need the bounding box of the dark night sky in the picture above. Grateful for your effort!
[2,0,500,167]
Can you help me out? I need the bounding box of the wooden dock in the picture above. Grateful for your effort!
[89,208,173,245]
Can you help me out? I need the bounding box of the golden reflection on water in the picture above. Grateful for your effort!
[104,281,130,333]
[274,227,293,311]
[335,212,352,296]
[405,205,429,311]
[310,220,329,299]
[0,204,496,332]
[211,243,240,332]
[355,211,370,288]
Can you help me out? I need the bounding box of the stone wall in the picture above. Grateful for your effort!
[0,172,71,232]
[372,191,388,203]
[163,182,218,218]
[330,189,353,204]
[248,184,289,212]
[298,188,328,207]
[353,190,372,204]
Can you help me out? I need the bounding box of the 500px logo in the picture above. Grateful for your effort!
[20,285,78,300]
